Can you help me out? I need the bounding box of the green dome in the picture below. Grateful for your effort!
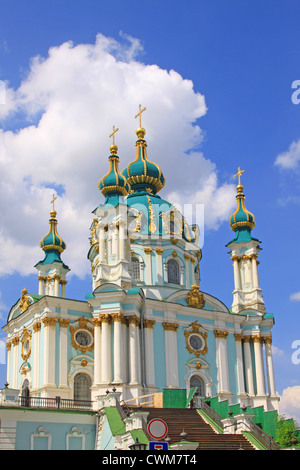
[99,145,130,197]
[229,184,255,233]
[40,210,67,253]
[122,127,165,195]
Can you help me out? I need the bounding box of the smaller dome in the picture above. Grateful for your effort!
[40,210,67,253]
[98,145,130,197]
[229,184,255,232]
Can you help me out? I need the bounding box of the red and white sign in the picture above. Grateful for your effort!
[147,418,168,440]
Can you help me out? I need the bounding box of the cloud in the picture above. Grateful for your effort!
[279,386,300,424]
[275,139,300,170]
[0,33,235,280]
[290,292,300,302]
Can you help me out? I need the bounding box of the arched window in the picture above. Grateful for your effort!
[132,257,141,281]
[74,373,91,402]
[190,375,205,397]
[167,259,180,284]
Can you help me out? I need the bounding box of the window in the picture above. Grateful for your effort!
[75,330,93,348]
[74,373,91,402]
[167,259,179,284]
[190,375,205,397]
[132,257,141,281]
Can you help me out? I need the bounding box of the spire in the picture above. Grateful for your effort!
[35,195,69,297]
[98,125,130,200]
[122,104,165,195]
[228,167,255,242]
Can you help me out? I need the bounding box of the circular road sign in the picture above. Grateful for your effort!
[147,418,168,440]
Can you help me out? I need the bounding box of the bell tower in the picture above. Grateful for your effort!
[227,168,265,313]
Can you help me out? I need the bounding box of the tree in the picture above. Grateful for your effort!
[275,415,298,448]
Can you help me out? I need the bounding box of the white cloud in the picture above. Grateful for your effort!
[275,139,300,170]
[279,386,300,424]
[0,33,235,279]
[290,292,300,302]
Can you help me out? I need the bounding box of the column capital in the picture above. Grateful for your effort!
[92,317,102,327]
[59,319,70,328]
[32,322,41,332]
[234,333,243,342]
[111,312,125,323]
[42,316,58,327]
[144,247,152,254]
[155,248,163,254]
[231,255,241,262]
[242,335,251,343]
[162,321,179,332]
[126,315,141,327]
[143,319,156,329]
[251,334,262,344]
[263,335,272,345]
[100,314,112,324]
[214,329,228,339]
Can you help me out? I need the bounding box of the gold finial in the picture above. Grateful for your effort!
[109,125,119,145]
[135,104,146,128]
[50,194,57,217]
[234,167,245,187]
[51,194,57,211]
[109,125,119,155]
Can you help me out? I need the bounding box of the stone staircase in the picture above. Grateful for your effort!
[143,407,256,450]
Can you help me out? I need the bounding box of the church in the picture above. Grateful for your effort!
[0,106,280,450]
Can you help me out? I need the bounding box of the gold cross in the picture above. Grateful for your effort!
[109,125,119,145]
[135,104,146,127]
[234,167,245,186]
[51,194,57,211]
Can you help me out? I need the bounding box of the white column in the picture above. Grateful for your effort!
[251,254,260,289]
[99,223,106,263]
[243,337,255,395]
[42,317,57,388]
[93,318,102,386]
[112,313,124,384]
[6,341,12,386]
[231,256,241,290]
[184,254,190,289]
[163,322,179,388]
[58,319,69,388]
[60,280,67,298]
[128,316,140,385]
[100,315,112,384]
[118,222,126,261]
[143,319,156,388]
[155,249,163,284]
[11,337,19,389]
[264,337,276,397]
[214,330,230,394]
[234,334,246,396]
[253,335,266,396]
[32,322,41,390]
[38,277,44,295]
[144,248,152,285]
[53,276,60,297]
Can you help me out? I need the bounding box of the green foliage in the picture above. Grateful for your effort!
[275,415,298,448]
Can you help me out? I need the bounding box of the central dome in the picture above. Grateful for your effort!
[122,127,165,195]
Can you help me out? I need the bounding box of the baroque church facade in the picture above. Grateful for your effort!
[2,107,279,428]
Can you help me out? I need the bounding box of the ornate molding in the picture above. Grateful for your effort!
[20,327,32,361]
[59,319,70,328]
[70,316,94,353]
[184,321,208,357]
[111,312,124,323]
[186,284,205,309]
[32,322,41,332]
[234,333,243,342]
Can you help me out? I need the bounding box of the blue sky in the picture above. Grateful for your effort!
[0,0,300,421]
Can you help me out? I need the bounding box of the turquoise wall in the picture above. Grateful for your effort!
[15,419,96,450]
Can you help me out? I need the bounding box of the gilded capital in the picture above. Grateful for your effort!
[111,312,124,322]
[100,314,112,324]
[59,319,70,328]
[234,333,243,342]
[42,316,58,327]
[214,329,228,339]
[162,322,179,332]
[32,322,41,332]
[143,319,156,329]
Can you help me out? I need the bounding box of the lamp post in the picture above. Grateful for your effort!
[129,438,147,451]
